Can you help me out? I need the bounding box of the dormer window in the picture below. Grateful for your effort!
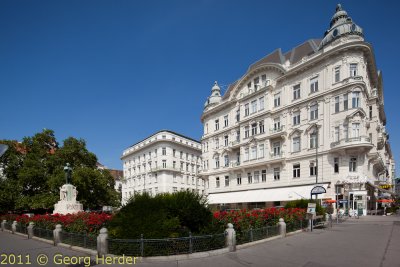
[254,77,260,91]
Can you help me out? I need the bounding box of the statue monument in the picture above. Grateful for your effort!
[53,163,83,214]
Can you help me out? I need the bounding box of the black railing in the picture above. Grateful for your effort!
[59,231,97,250]
[108,233,226,257]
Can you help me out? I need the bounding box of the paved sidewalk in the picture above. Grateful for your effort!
[127,216,400,267]
[1,216,399,267]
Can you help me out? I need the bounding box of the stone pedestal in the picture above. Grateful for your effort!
[53,184,83,214]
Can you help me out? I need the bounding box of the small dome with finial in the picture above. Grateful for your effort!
[319,4,363,50]
[204,81,222,108]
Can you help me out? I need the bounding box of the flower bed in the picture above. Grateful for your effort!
[1,212,112,235]
[212,208,306,232]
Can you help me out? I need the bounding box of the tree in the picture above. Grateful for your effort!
[0,129,120,213]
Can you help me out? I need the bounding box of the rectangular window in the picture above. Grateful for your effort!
[259,96,265,111]
[236,130,240,142]
[334,127,340,142]
[251,123,257,136]
[237,174,242,185]
[247,82,252,90]
[293,137,300,152]
[225,176,229,187]
[335,96,340,113]
[215,119,219,131]
[216,177,220,188]
[259,144,264,158]
[293,84,301,100]
[254,77,260,91]
[310,133,317,149]
[173,149,176,157]
[236,109,240,122]
[251,100,257,114]
[259,120,265,133]
[224,115,229,127]
[173,161,176,169]
[343,93,348,110]
[251,146,257,160]
[274,93,281,107]
[273,142,281,156]
[310,104,318,120]
[293,111,300,125]
[352,92,360,108]
[352,123,360,138]
[274,118,281,130]
[334,157,339,173]
[215,157,220,168]
[350,63,358,77]
[274,168,280,180]
[334,66,340,83]
[245,103,250,116]
[224,135,229,147]
[162,147,166,155]
[162,160,166,168]
[173,174,177,183]
[244,148,249,161]
[310,162,317,176]
[293,164,300,178]
[215,138,219,149]
[254,171,260,183]
[310,77,319,93]
[261,170,266,182]
[245,126,250,138]
[349,157,357,172]
[369,106,372,119]
[180,151,183,159]
[248,173,253,184]
[224,155,229,167]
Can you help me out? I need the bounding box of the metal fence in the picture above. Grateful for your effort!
[59,231,97,250]
[108,233,226,257]
[4,222,12,231]
[15,223,28,234]
[286,219,308,232]
[33,227,54,240]
[237,225,280,245]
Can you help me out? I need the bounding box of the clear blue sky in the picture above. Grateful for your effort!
[1,0,399,172]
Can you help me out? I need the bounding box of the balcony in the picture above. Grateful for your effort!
[330,136,373,153]
[228,140,241,150]
[269,125,286,139]
[150,166,182,173]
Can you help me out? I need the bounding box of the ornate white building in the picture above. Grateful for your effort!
[121,130,203,205]
[200,5,395,215]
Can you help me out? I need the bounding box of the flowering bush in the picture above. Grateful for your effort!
[212,208,306,231]
[1,212,112,235]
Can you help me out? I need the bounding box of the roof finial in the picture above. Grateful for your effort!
[336,4,342,12]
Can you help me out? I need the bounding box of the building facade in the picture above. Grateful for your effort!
[200,5,395,215]
[121,130,203,205]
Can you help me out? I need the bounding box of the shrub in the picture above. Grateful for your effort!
[108,191,213,239]
[285,199,326,215]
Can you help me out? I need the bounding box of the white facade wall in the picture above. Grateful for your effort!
[121,131,203,205]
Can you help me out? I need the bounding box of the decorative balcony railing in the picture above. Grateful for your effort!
[269,125,285,135]
[330,136,371,148]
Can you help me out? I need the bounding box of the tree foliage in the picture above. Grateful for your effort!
[0,129,119,213]
[108,191,213,239]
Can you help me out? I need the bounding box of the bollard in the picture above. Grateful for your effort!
[97,227,109,256]
[11,221,17,234]
[225,223,236,252]
[53,224,62,246]
[1,220,6,231]
[27,222,34,239]
[278,218,286,238]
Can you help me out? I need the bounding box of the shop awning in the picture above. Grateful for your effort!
[207,184,328,204]
[377,199,394,203]
[325,199,337,203]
